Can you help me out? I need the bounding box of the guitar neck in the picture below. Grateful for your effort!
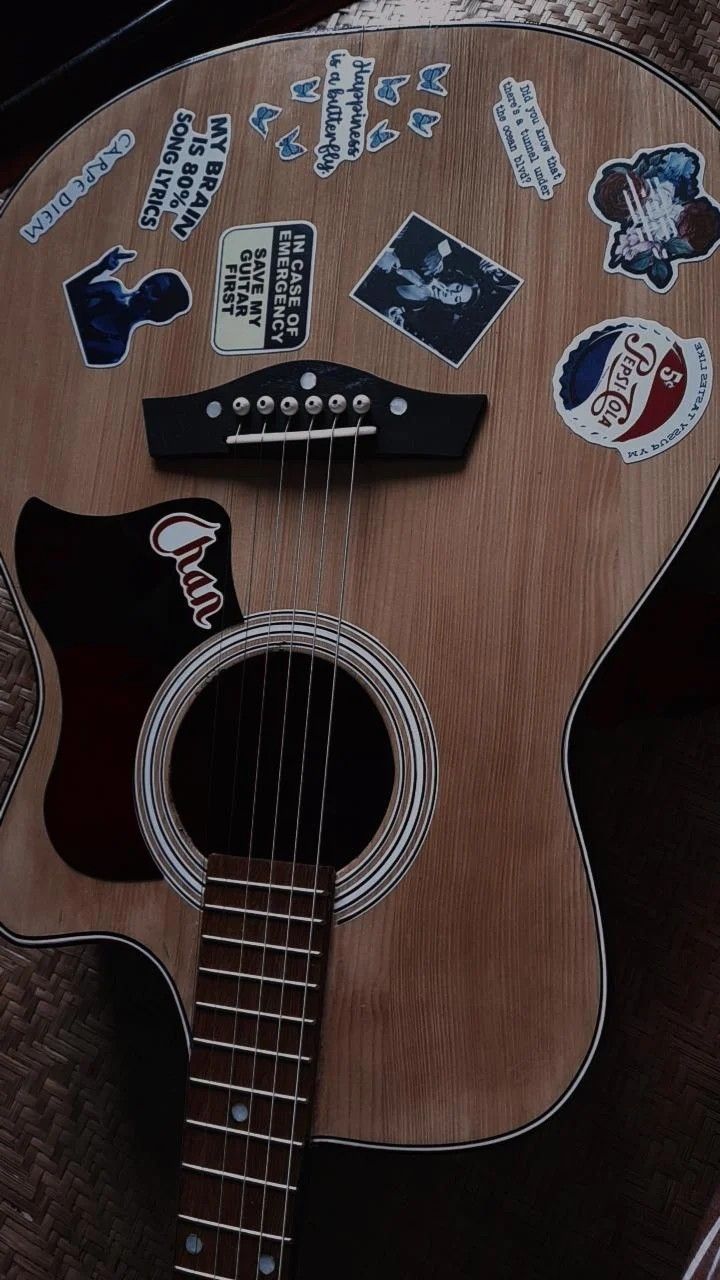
[174,854,335,1280]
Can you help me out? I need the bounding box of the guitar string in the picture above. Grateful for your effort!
[227,409,319,1280]
[197,413,267,1279]
[269,411,363,1279]
[206,412,269,1280]
[249,411,343,1279]
[208,408,291,1280]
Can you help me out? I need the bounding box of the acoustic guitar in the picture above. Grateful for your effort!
[1,20,719,1279]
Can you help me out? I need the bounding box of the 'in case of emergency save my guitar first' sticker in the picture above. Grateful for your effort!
[553,317,712,463]
[212,222,316,355]
[588,144,720,293]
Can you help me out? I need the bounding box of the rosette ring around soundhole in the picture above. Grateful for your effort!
[134,612,438,921]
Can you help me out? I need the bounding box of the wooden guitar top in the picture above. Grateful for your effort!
[0,23,717,1147]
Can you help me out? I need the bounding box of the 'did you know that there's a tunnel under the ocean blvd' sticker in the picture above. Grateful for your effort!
[553,317,712,463]
[212,221,316,355]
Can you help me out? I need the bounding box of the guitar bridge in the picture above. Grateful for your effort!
[143,360,486,461]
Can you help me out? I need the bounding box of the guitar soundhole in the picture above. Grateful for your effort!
[169,650,395,871]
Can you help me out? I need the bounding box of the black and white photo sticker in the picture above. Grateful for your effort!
[351,213,523,367]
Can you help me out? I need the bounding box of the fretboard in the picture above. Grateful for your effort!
[174,853,335,1280]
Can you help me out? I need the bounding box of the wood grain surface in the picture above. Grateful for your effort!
[0,24,718,1152]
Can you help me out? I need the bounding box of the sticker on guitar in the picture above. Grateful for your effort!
[588,144,720,293]
[20,130,136,244]
[351,212,522,367]
[314,48,376,177]
[149,512,224,630]
[493,78,564,199]
[63,246,191,369]
[553,317,712,463]
[212,221,316,355]
[138,108,231,241]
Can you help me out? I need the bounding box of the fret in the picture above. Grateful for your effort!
[189,1077,307,1103]
[182,1161,297,1191]
[206,874,325,894]
[198,965,318,988]
[201,932,321,956]
[186,1118,302,1145]
[204,902,323,924]
[194,1036,311,1062]
[178,1214,292,1242]
[176,854,334,1280]
[195,1000,313,1024]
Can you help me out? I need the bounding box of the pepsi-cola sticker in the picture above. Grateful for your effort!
[588,144,720,293]
[553,318,712,464]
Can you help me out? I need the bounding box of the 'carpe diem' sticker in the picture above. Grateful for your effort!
[21,131,135,244]
[351,212,523,368]
[212,222,316,355]
[588,144,720,293]
[493,78,564,199]
[138,108,231,241]
[553,317,712,463]
[63,246,191,369]
[314,49,375,178]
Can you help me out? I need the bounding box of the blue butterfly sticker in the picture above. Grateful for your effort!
[374,75,411,106]
[366,120,400,154]
[408,109,441,139]
[248,103,282,139]
[275,126,307,161]
[417,63,450,97]
[291,77,321,103]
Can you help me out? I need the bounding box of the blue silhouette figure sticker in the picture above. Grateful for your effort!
[417,63,450,97]
[366,120,400,154]
[588,144,720,293]
[249,103,282,139]
[374,75,410,106]
[275,127,307,161]
[291,77,321,103]
[63,246,192,369]
[408,109,441,140]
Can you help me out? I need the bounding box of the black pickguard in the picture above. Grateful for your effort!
[15,497,242,880]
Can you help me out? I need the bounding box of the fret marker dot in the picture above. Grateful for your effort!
[258,1256,276,1275]
[185,1233,203,1255]
[231,1102,249,1123]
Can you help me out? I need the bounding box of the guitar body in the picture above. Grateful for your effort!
[0,22,719,1262]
